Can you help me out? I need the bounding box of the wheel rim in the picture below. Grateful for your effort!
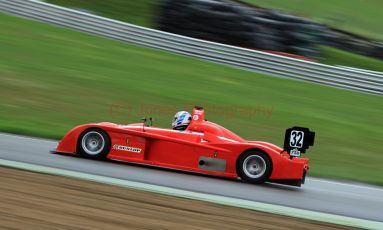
[243,155,267,179]
[81,131,105,155]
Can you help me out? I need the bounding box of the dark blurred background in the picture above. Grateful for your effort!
[47,0,383,64]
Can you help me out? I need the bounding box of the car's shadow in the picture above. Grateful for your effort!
[51,151,302,192]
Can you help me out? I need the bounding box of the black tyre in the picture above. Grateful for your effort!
[237,150,272,184]
[77,128,111,159]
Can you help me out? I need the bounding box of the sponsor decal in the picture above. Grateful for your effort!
[290,148,301,157]
[113,144,141,153]
[193,115,199,120]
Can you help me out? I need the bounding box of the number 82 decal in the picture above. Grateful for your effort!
[290,130,304,148]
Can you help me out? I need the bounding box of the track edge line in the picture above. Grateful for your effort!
[0,159,380,230]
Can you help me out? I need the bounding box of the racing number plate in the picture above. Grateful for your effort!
[284,127,315,157]
[289,130,304,157]
[290,130,304,148]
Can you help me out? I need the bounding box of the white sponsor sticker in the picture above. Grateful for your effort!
[113,144,141,153]
[290,148,301,157]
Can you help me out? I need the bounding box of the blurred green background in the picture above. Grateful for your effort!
[45,0,383,71]
[47,0,383,41]
[1,13,382,185]
[244,0,383,41]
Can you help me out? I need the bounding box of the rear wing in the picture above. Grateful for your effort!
[283,127,315,157]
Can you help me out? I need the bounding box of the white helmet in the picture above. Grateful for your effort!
[172,111,191,130]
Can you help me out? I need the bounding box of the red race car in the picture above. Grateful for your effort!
[53,106,315,186]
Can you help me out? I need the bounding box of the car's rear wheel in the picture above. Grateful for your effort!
[237,150,272,184]
[77,128,110,159]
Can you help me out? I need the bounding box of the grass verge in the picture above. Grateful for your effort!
[243,0,383,41]
[46,0,159,28]
[320,46,383,72]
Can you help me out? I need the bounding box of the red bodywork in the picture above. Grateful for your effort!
[56,107,309,185]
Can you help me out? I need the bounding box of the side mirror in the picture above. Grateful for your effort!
[141,117,147,124]
[149,117,154,126]
[141,117,154,126]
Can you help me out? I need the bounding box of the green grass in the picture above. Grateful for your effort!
[46,0,159,27]
[1,13,383,185]
[243,0,383,42]
[320,46,383,72]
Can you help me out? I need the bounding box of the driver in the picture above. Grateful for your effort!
[172,111,192,131]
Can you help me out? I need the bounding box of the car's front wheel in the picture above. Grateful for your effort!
[237,150,272,184]
[77,128,110,159]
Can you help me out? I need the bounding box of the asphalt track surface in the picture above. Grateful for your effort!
[1,133,382,222]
